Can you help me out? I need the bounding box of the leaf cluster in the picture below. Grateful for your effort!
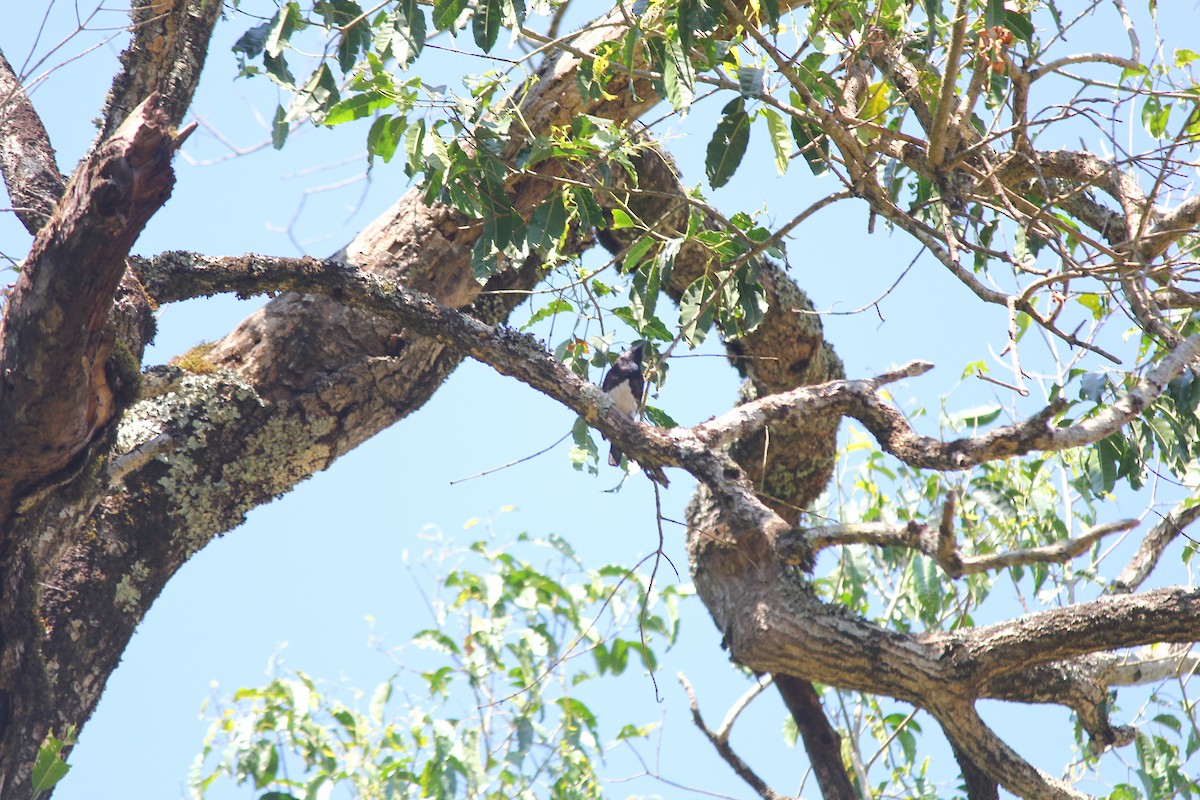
[189,533,689,800]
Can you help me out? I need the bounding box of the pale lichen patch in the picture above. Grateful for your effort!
[114,560,149,613]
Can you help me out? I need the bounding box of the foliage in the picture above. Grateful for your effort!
[209,0,1200,796]
[31,729,74,800]
[189,532,688,799]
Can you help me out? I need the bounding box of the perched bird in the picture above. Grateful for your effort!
[600,341,646,466]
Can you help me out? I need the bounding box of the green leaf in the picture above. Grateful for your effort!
[507,0,527,29]
[782,715,799,747]
[1142,96,1172,139]
[472,227,501,282]
[391,0,427,65]
[285,63,340,123]
[622,235,656,273]
[610,209,637,230]
[570,186,605,230]
[405,118,426,175]
[570,416,599,471]
[367,114,405,162]
[262,50,296,90]
[788,107,829,175]
[628,253,664,331]
[657,37,695,113]
[1004,10,1035,43]
[523,298,574,329]
[760,107,793,175]
[265,2,301,59]
[1176,48,1200,67]
[643,405,678,428]
[737,65,764,98]
[655,238,681,291]
[1013,225,1035,268]
[324,91,392,125]
[984,0,1004,27]
[705,97,751,188]
[472,0,503,52]
[433,0,469,31]
[32,732,72,795]
[679,276,716,346]
[528,191,568,251]
[271,104,289,150]
[335,5,371,73]
[677,0,721,51]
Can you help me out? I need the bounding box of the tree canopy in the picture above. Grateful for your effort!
[2,0,1200,799]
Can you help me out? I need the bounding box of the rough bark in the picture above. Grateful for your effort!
[0,95,182,521]
[0,0,221,793]
[1,1,1198,798]
[0,50,65,233]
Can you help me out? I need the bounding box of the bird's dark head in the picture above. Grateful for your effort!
[628,341,646,365]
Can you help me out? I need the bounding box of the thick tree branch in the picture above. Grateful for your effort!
[96,0,222,142]
[949,738,1000,800]
[0,95,190,524]
[0,0,222,790]
[1142,194,1200,260]
[951,587,1200,682]
[134,251,1200,497]
[0,48,65,233]
[934,702,1078,800]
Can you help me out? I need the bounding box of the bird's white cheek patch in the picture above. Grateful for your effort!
[608,382,639,416]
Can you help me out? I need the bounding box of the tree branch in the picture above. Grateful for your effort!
[678,673,787,800]
[96,0,222,143]
[774,674,856,800]
[933,701,1087,800]
[0,94,190,524]
[981,657,1137,755]
[1112,500,1200,593]
[949,738,1000,800]
[1142,194,1200,260]
[134,251,1200,486]
[953,587,1200,682]
[783,515,1136,578]
[0,48,65,233]
[927,0,970,171]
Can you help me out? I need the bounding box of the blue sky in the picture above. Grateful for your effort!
[2,2,1196,798]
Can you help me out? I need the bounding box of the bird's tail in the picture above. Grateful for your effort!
[608,444,622,467]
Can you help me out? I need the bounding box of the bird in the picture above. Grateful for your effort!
[600,341,646,466]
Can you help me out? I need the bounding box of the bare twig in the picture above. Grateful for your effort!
[678,673,787,800]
